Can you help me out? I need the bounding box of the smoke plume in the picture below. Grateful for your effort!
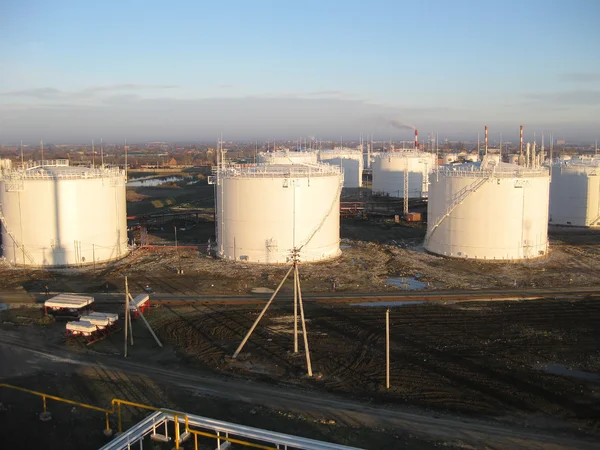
[387,118,416,131]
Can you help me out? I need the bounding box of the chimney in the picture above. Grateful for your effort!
[414,129,418,150]
[519,125,524,156]
[484,125,488,155]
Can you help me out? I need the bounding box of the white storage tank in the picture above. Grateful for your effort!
[372,151,436,198]
[213,163,343,263]
[319,148,363,187]
[425,158,550,260]
[363,150,381,169]
[0,160,128,266]
[549,159,600,227]
[464,153,479,162]
[507,154,520,165]
[443,153,458,164]
[257,150,318,165]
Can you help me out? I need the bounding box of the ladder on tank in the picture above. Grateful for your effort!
[0,204,35,264]
[424,176,490,246]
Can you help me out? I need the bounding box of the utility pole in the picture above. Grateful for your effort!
[293,255,298,353]
[386,308,390,389]
[174,225,182,274]
[124,277,130,357]
[403,159,409,217]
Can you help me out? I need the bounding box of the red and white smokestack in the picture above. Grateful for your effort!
[484,125,488,155]
[519,125,524,155]
[414,129,418,150]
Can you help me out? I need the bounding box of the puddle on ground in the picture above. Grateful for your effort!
[355,301,426,308]
[386,277,429,290]
[536,363,600,382]
[0,304,8,311]
[251,287,275,294]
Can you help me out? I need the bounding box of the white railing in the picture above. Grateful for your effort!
[438,167,548,179]
[22,159,70,169]
[375,150,432,159]
[100,410,363,450]
[213,163,342,178]
[0,166,125,181]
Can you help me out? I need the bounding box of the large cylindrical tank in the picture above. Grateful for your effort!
[257,150,318,165]
[507,154,520,165]
[363,151,381,169]
[0,160,128,266]
[372,151,436,198]
[319,148,363,187]
[0,159,12,170]
[425,162,550,260]
[550,159,600,227]
[443,153,458,164]
[214,163,343,263]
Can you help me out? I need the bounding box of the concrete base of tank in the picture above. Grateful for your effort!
[1,248,132,269]
[422,246,550,263]
[215,248,343,265]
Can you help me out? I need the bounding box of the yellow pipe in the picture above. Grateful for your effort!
[1,384,279,449]
[0,384,111,414]
[117,403,122,433]
[174,413,181,450]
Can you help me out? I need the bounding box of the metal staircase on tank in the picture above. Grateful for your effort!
[0,204,35,264]
[424,175,490,246]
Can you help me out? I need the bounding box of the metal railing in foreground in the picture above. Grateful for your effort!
[0,383,363,450]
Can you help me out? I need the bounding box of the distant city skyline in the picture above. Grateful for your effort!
[1,0,599,144]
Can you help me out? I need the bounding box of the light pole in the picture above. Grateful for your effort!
[174,225,182,274]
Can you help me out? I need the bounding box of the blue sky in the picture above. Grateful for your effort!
[1,0,599,143]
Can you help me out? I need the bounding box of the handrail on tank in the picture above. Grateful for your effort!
[213,162,342,178]
[0,165,125,181]
[437,166,549,178]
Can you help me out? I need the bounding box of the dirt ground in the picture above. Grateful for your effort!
[2,224,600,298]
[0,307,467,450]
[147,300,600,431]
[1,297,599,448]
[0,372,444,450]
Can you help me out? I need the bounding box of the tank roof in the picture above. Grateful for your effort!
[562,157,600,167]
[375,150,434,158]
[438,160,549,178]
[0,161,124,180]
[320,148,362,157]
[216,162,342,178]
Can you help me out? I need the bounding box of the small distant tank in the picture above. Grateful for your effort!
[372,151,436,198]
[319,148,363,187]
[257,150,318,165]
[550,158,600,227]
